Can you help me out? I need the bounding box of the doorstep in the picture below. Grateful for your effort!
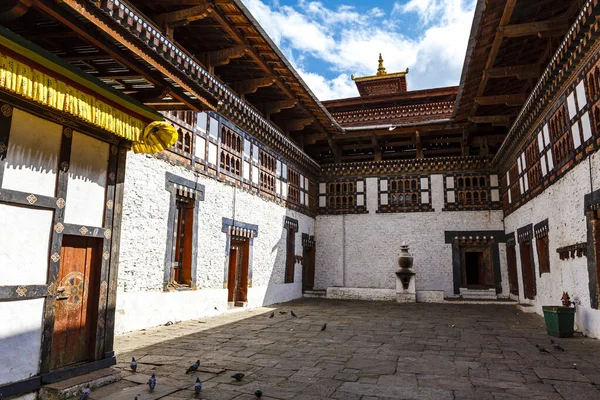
[39,368,121,400]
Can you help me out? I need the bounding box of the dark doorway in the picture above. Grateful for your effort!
[520,240,536,299]
[465,251,483,285]
[50,235,102,370]
[303,246,316,291]
[507,243,519,296]
[461,247,494,288]
[228,239,249,306]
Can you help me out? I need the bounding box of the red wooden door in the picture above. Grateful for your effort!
[227,247,238,302]
[228,240,249,303]
[520,241,536,299]
[304,247,315,290]
[50,235,102,370]
[507,244,519,295]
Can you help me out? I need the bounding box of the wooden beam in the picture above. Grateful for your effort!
[469,115,511,126]
[415,131,423,159]
[206,45,249,68]
[39,0,209,111]
[479,135,489,156]
[484,64,539,79]
[156,3,213,27]
[500,20,570,38]
[233,76,276,95]
[474,93,528,106]
[461,127,470,156]
[469,0,518,117]
[327,138,342,163]
[372,134,382,161]
[264,99,297,115]
[0,0,32,22]
[287,117,314,132]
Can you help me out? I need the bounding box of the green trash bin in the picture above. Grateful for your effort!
[542,306,576,338]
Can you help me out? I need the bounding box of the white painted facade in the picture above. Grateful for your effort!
[504,153,600,338]
[115,153,312,334]
[0,108,114,393]
[315,174,507,299]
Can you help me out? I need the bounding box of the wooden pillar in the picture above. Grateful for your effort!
[415,131,424,159]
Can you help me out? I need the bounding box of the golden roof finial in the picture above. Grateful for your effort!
[377,53,387,76]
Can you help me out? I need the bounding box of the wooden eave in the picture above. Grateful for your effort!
[127,0,342,142]
[1,0,323,173]
[454,0,580,129]
[494,0,600,171]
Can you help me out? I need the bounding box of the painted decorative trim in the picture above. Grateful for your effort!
[221,217,259,237]
[534,219,549,239]
[284,216,299,232]
[517,224,533,243]
[557,243,587,259]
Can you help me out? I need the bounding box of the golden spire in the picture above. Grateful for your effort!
[377,53,387,76]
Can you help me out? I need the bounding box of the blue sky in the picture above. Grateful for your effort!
[241,0,476,100]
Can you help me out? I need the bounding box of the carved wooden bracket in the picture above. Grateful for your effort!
[287,117,314,132]
[156,3,214,28]
[207,45,249,67]
[0,0,32,22]
[557,243,587,260]
[234,76,276,95]
[264,99,297,115]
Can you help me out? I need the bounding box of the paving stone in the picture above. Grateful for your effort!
[417,374,473,391]
[337,382,454,399]
[533,367,591,382]
[95,300,600,400]
[552,381,600,400]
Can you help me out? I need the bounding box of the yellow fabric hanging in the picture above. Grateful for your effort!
[132,121,178,154]
[0,50,177,154]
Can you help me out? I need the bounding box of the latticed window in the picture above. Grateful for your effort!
[288,169,300,204]
[259,150,276,194]
[456,176,488,205]
[219,125,242,177]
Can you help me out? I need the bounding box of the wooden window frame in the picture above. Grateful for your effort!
[534,219,550,276]
[163,173,204,291]
[284,217,298,284]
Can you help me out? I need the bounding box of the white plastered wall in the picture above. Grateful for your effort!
[0,298,44,386]
[63,132,109,228]
[315,174,506,298]
[1,108,61,197]
[504,153,600,338]
[116,154,313,334]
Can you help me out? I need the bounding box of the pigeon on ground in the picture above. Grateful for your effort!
[148,373,156,390]
[551,339,565,351]
[255,388,263,398]
[130,357,137,372]
[321,323,327,331]
[186,360,200,374]
[194,377,203,394]
[79,384,91,400]
[291,311,297,317]
[279,311,287,315]
[536,344,550,354]
[232,373,245,381]
[269,312,274,318]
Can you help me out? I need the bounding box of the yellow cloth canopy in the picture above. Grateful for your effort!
[132,121,178,154]
[0,48,177,154]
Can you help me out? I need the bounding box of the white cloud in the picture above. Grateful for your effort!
[241,0,476,100]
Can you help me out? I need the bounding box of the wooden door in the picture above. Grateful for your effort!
[228,240,249,303]
[507,244,519,295]
[227,247,238,302]
[50,235,102,370]
[520,241,536,299]
[303,247,315,291]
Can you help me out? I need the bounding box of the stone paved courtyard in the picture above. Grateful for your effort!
[95,299,600,399]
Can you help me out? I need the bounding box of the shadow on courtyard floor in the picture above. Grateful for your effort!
[95,298,600,400]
